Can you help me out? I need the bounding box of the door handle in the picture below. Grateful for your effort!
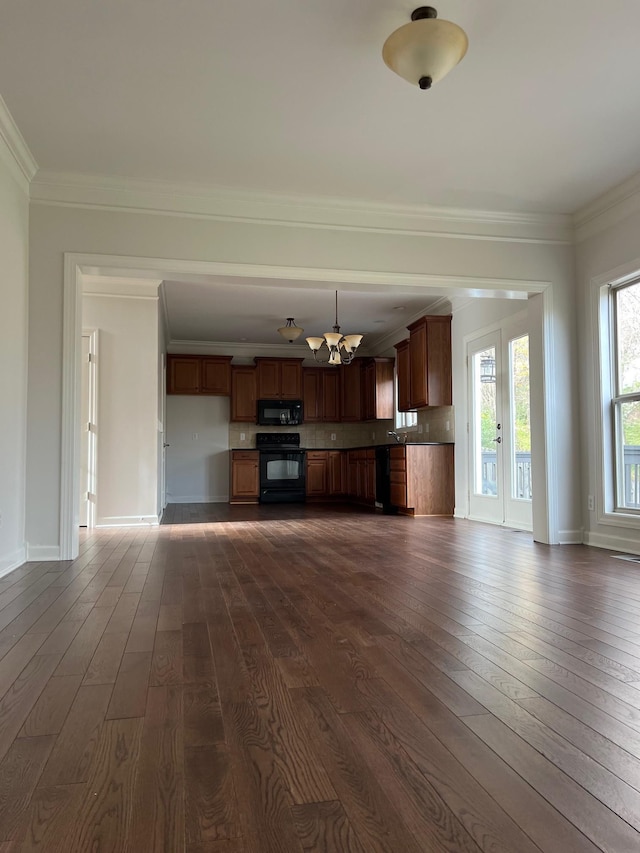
[163,443,170,447]
[491,436,502,443]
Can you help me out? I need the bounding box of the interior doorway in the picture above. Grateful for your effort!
[467,321,532,531]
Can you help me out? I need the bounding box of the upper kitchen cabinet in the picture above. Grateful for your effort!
[303,367,340,423]
[231,365,257,422]
[394,339,411,412]
[361,357,394,421]
[406,315,452,408]
[167,354,232,395]
[254,358,303,399]
[339,361,362,422]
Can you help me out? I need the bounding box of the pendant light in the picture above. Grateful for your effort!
[383,6,468,91]
[277,318,304,343]
[306,291,363,366]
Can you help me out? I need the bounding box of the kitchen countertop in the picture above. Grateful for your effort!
[231,442,454,451]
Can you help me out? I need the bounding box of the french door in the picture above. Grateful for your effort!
[467,324,532,530]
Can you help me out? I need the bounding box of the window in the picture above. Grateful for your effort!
[611,280,640,512]
[394,371,417,429]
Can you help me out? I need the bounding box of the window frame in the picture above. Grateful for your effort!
[610,279,640,515]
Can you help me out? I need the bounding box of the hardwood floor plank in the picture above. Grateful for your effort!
[19,675,82,737]
[290,801,367,853]
[65,717,143,852]
[185,743,241,845]
[39,683,112,786]
[106,651,152,719]
[0,735,56,843]
[128,685,184,853]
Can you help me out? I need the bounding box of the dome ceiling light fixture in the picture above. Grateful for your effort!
[277,317,304,343]
[382,6,468,91]
[305,291,363,366]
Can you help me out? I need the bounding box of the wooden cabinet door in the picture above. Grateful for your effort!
[256,360,280,398]
[167,356,200,394]
[231,452,259,500]
[322,370,340,422]
[426,317,452,406]
[340,363,362,422]
[201,356,232,395]
[303,369,322,422]
[329,451,344,495]
[409,320,428,408]
[347,451,358,496]
[306,452,328,496]
[394,339,411,412]
[231,366,256,422]
[361,362,376,421]
[280,360,302,399]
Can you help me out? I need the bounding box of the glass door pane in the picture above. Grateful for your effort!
[473,346,499,497]
[509,335,532,501]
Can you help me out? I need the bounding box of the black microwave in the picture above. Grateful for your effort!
[257,399,303,426]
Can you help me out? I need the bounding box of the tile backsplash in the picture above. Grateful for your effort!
[230,406,455,448]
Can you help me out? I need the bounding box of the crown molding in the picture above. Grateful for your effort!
[0,94,38,193]
[574,169,640,242]
[30,170,573,244]
[82,276,162,298]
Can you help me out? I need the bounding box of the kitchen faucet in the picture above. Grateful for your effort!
[387,430,405,443]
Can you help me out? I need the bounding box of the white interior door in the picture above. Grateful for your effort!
[467,324,532,531]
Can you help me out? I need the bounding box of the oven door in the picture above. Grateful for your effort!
[259,450,306,501]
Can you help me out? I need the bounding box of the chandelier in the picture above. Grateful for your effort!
[305,291,363,366]
[382,6,468,91]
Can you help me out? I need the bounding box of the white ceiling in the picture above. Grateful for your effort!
[2,0,640,215]
[4,1,639,348]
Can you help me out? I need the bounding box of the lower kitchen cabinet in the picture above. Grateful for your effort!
[306,451,329,497]
[230,450,259,503]
[347,448,375,505]
[389,444,454,516]
[329,450,345,496]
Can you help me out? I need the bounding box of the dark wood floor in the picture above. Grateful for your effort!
[1,504,640,851]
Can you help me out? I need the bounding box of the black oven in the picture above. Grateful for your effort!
[256,433,306,503]
[257,399,303,427]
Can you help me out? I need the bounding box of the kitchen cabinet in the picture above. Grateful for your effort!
[329,450,345,496]
[230,450,259,503]
[230,366,257,422]
[361,358,394,421]
[340,362,362,422]
[407,315,452,408]
[254,358,303,399]
[303,368,341,423]
[347,448,375,505]
[306,450,329,497]
[166,354,232,395]
[388,444,454,515]
[394,339,411,412]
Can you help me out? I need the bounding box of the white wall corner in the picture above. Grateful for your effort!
[0,546,28,579]
[0,93,38,193]
[574,168,640,242]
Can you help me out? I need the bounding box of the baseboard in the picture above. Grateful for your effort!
[453,509,466,519]
[26,544,61,561]
[0,545,27,578]
[557,529,584,545]
[165,495,230,504]
[584,530,640,555]
[95,515,159,527]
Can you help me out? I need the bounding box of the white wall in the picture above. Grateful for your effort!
[82,293,159,526]
[165,396,230,502]
[577,204,640,553]
[26,201,578,551]
[0,146,29,573]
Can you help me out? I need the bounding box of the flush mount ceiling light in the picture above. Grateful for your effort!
[277,317,304,343]
[306,291,363,366]
[382,6,468,91]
